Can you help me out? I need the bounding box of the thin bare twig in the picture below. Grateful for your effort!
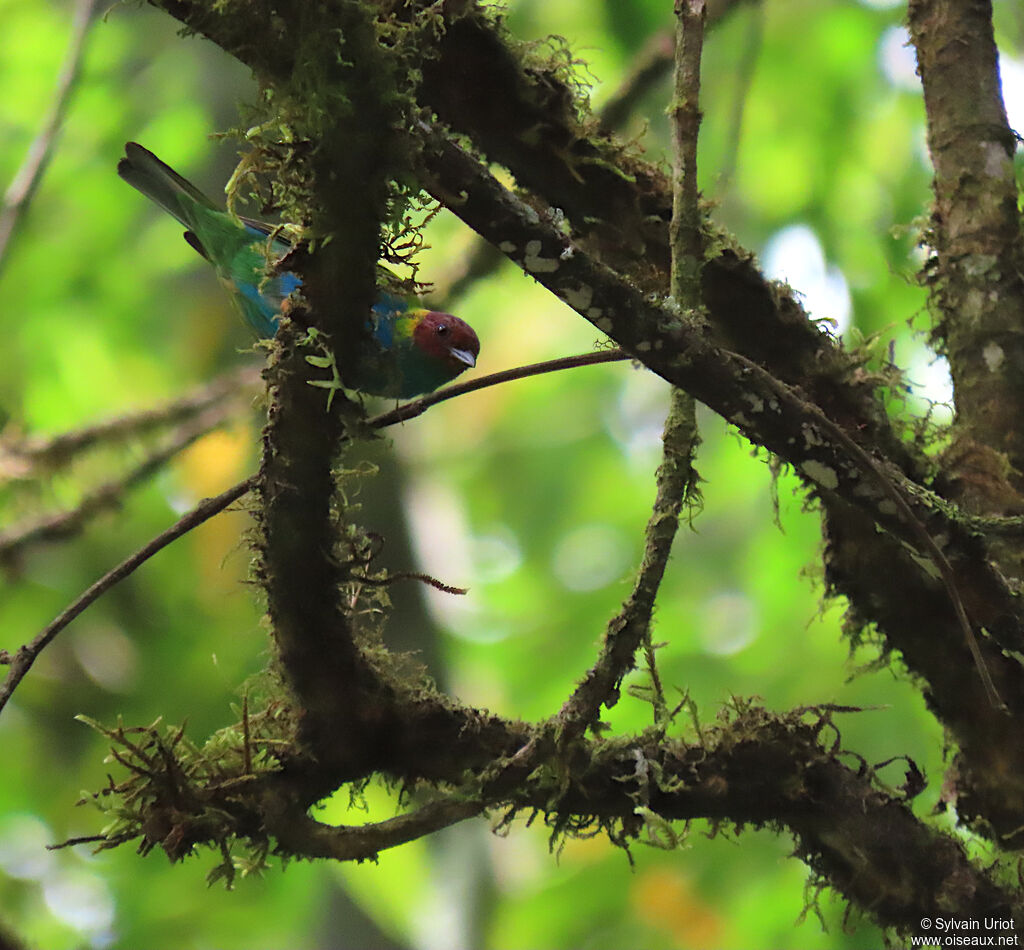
[669,0,706,303]
[0,0,100,277]
[368,348,630,428]
[0,475,256,716]
[267,796,484,861]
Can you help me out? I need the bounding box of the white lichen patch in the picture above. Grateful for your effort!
[801,423,825,447]
[877,499,899,517]
[559,245,575,260]
[635,341,651,352]
[964,288,985,319]
[964,254,998,278]
[983,341,1005,372]
[499,241,517,254]
[800,459,840,490]
[983,141,1011,178]
[592,314,612,332]
[523,239,560,273]
[853,479,879,499]
[745,395,765,414]
[563,284,593,312]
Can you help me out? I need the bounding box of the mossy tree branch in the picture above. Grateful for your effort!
[80,701,1024,933]
[900,0,1024,842]
[99,0,420,797]
[909,0,1024,505]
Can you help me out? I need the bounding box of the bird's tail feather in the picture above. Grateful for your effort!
[117,142,217,232]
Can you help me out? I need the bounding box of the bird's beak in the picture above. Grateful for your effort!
[449,347,476,368]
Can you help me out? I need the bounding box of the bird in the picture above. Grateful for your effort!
[117,142,479,397]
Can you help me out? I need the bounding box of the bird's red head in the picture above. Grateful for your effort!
[412,311,480,373]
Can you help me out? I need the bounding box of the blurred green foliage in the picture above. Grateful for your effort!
[2,0,1022,947]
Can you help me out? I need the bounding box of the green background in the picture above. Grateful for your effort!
[2,0,1020,946]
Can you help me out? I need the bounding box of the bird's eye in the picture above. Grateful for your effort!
[436,324,449,336]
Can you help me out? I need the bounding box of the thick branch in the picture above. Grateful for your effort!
[577,716,1020,935]
[910,0,1024,498]
[250,0,407,785]
[88,695,1022,934]
[257,329,374,775]
[158,703,1023,934]
[825,500,1024,845]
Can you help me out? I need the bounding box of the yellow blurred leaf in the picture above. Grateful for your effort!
[630,866,723,948]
